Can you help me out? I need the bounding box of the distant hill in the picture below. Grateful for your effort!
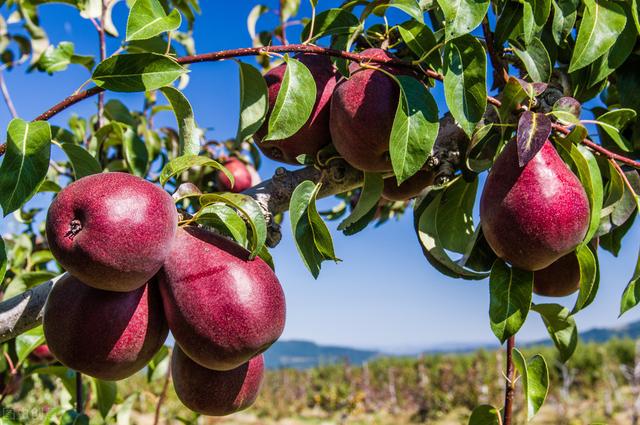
[267,320,640,369]
[264,340,378,369]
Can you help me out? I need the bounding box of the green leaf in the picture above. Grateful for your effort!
[36,42,94,74]
[436,176,477,253]
[122,127,149,177]
[571,244,598,314]
[301,8,359,41]
[146,345,170,382]
[489,260,533,343]
[532,303,578,362]
[436,0,490,40]
[338,172,383,232]
[414,181,489,280]
[199,193,267,258]
[281,0,301,21]
[556,139,604,242]
[552,0,579,44]
[512,349,549,420]
[397,20,441,68]
[363,0,425,24]
[0,119,51,216]
[126,0,181,41]
[236,62,268,144]
[594,108,637,152]
[511,38,552,83]
[159,155,229,186]
[159,86,200,156]
[443,35,487,136]
[92,53,186,92]
[265,56,317,141]
[522,0,552,44]
[620,247,640,316]
[15,325,44,365]
[60,143,101,179]
[468,405,500,425]
[568,0,626,73]
[290,181,338,278]
[389,76,439,183]
[196,203,248,247]
[93,378,117,418]
[247,5,269,41]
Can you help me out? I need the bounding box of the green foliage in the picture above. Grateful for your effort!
[126,0,182,41]
[92,53,186,92]
[489,261,533,343]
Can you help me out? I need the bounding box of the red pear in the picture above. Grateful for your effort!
[382,170,435,201]
[330,48,405,172]
[28,344,56,364]
[158,227,286,371]
[255,54,338,164]
[217,158,253,193]
[43,274,168,381]
[480,140,590,271]
[172,347,264,416]
[46,172,177,292]
[534,252,581,297]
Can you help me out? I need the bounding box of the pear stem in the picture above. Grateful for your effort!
[503,336,516,425]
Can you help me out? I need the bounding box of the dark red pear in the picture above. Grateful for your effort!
[480,140,590,271]
[172,347,264,416]
[216,158,253,193]
[382,170,435,201]
[533,252,580,297]
[28,344,56,364]
[43,274,168,381]
[255,54,338,164]
[46,172,178,292]
[330,48,405,172]
[158,226,286,371]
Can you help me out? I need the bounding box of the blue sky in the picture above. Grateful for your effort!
[0,0,639,352]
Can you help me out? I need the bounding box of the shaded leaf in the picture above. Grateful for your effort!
[532,303,578,362]
[122,127,149,177]
[93,378,117,418]
[397,20,441,68]
[301,8,359,41]
[512,349,549,420]
[159,86,200,156]
[236,62,268,144]
[160,155,229,186]
[15,326,44,365]
[338,172,382,232]
[468,405,500,425]
[620,247,640,316]
[60,143,101,180]
[436,0,490,41]
[516,111,552,166]
[511,38,552,83]
[571,244,598,314]
[594,108,637,152]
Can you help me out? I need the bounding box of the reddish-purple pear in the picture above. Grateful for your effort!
[172,347,264,416]
[382,170,435,201]
[158,226,286,371]
[46,172,178,292]
[217,158,253,193]
[480,140,590,271]
[43,274,168,381]
[534,252,581,297]
[330,48,405,172]
[255,54,338,164]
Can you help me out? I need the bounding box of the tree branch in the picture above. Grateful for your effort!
[503,336,516,425]
[0,72,18,119]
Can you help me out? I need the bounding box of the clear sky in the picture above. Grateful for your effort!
[0,0,638,353]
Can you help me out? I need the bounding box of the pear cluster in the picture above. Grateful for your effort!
[480,140,590,296]
[255,50,435,201]
[43,172,286,416]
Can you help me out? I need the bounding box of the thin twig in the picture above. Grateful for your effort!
[153,361,172,425]
[96,0,107,129]
[482,17,508,88]
[0,44,630,170]
[0,72,17,119]
[503,336,516,425]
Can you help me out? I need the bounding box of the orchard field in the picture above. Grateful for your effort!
[3,338,640,424]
